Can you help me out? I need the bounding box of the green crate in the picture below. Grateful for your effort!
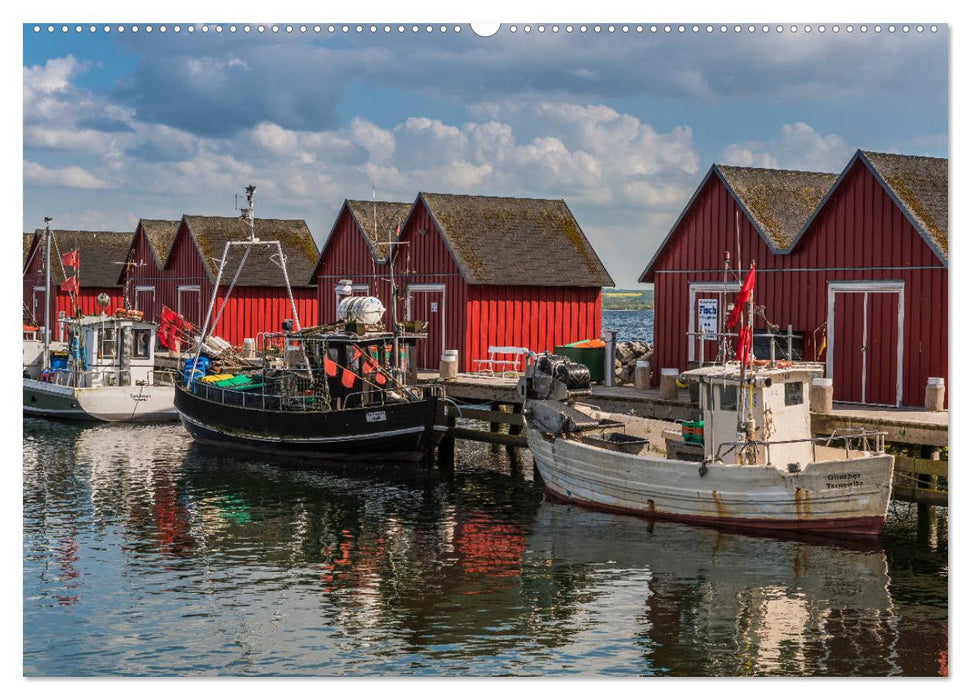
[552,341,605,383]
[681,420,704,445]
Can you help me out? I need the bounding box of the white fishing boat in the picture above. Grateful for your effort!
[23,219,177,422]
[522,356,893,536]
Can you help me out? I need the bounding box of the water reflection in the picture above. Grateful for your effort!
[23,419,946,676]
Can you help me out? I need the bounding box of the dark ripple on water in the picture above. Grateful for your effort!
[23,417,947,676]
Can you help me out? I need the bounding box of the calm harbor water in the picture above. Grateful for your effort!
[24,416,947,677]
[601,308,654,343]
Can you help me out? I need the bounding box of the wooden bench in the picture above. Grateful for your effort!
[472,346,530,377]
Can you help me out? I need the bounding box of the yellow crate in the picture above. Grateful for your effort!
[198,373,233,384]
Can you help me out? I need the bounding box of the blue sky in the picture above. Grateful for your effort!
[23,23,948,286]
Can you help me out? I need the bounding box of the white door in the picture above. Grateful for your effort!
[406,284,446,370]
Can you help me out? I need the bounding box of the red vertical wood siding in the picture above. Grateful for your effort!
[312,206,392,326]
[646,159,947,407]
[120,221,319,347]
[397,199,603,372]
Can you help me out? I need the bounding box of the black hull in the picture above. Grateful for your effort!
[175,385,444,462]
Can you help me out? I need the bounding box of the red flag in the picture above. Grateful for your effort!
[375,373,386,386]
[323,357,338,377]
[363,357,378,374]
[351,347,362,361]
[734,326,752,363]
[60,250,78,268]
[727,263,756,329]
[341,368,356,389]
[60,275,79,294]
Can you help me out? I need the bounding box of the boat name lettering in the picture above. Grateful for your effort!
[366,411,387,423]
[825,472,864,488]
[130,393,150,402]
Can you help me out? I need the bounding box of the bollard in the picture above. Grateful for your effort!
[660,368,680,401]
[634,359,651,390]
[602,329,617,387]
[925,377,945,412]
[810,377,833,414]
[440,349,458,380]
[242,338,257,360]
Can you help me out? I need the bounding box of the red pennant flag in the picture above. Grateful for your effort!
[351,347,362,361]
[727,263,756,329]
[341,368,356,389]
[60,275,79,294]
[323,357,338,377]
[375,373,386,386]
[363,358,378,374]
[60,250,78,269]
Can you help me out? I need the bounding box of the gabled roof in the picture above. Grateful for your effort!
[138,219,181,268]
[414,192,614,287]
[639,164,838,282]
[786,150,948,264]
[29,230,134,287]
[182,216,319,287]
[345,200,411,263]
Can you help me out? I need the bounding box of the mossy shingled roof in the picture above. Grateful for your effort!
[715,165,838,250]
[29,229,134,287]
[138,219,181,268]
[345,200,411,262]
[183,216,319,287]
[417,192,614,287]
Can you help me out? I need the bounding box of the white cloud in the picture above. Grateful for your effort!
[719,122,853,172]
[23,161,112,190]
[23,55,85,93]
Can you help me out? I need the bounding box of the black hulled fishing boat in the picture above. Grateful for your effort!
[174,186,445,462]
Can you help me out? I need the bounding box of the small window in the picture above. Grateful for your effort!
[785,381,804,406]
[133,329,152,359]
[719,384,737,411]
[100,327,116,358]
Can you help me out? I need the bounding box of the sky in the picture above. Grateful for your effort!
[22,23,948,287]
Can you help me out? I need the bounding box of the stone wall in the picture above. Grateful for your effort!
[614,341,653,385]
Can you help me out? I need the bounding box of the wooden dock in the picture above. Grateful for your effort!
[426,372,948,507]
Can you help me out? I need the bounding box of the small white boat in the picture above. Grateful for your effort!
[24,312,177,422]
[521,356,893,536]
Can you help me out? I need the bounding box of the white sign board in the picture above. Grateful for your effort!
[698,298,719,341]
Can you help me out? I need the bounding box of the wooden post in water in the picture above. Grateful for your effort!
[506,403,524,463]
[916,445,939,547]
[438,413,456,474]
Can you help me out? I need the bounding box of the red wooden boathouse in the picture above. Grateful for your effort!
[393,192,614,371]
[310,199,411,325]
[23,229,133,339]
[121,215,319,346]
[640,150,947,407]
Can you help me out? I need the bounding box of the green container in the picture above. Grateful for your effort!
[553,341,605,383]
[681,420,704,445]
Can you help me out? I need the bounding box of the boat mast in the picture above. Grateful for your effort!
[43,216,52,370]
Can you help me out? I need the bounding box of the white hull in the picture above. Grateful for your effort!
[24,379,177,422]
[526,426,893,535]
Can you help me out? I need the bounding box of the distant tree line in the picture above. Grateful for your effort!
[601,289,654,310]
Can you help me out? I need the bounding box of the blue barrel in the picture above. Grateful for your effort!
[50,354,68,371]
[182,356,210,386]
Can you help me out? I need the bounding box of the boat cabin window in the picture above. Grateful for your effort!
[785,381,804,406]
[719,384,737,411]
[133,329,152,359]
[100,327,117,358]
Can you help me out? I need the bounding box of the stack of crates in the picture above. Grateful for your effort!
[681,420,704,445]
